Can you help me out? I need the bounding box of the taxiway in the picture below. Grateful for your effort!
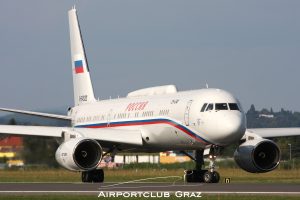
[0,182,299,195]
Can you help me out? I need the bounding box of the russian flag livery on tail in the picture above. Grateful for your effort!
[75,60,84,73]
[69,8,95,106]
[0,6,300,184]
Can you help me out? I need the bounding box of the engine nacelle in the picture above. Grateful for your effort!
[234,138,280,173]
[55,138,103,171]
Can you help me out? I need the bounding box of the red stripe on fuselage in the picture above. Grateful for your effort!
[83,120,207,144]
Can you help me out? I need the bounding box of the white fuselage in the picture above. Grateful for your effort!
[70,88,246,152]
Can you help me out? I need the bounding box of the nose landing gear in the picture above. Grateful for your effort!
[204,151,220,183]
[182,147,220,183]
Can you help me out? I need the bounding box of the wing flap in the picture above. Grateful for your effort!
[247,128,300,138]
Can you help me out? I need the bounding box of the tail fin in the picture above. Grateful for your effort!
[68,7,96,106]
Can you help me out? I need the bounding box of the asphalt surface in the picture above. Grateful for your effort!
[0,182,299,195]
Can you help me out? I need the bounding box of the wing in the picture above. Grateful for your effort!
[74,128,143,146]
[0,107,71,120]
[0,125,142,146]
[0,125,65,137]
[247,128,300,138]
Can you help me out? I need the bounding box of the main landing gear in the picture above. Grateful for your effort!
[82,169,104,183]
[82,146,118,183]
[182,147,220,183]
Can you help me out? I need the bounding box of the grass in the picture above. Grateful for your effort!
[0,164,298,199]
[0,162,298,200]
[0,165,299,199]
[0,195,299,200]
[0,167,299,183]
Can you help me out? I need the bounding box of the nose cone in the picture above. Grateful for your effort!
[205,112,246,146]
[220,113,246,144]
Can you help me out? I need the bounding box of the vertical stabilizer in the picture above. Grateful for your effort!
[68,8,96,106]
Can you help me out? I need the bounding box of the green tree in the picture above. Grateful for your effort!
[0,156,8,163]
[22,136,59,168]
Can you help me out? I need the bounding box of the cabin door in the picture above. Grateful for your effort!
[184,100,193,126]
[107,109,113,127]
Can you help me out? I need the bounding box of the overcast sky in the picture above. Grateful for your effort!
[0,1,299,113]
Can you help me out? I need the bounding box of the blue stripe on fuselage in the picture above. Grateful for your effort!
[75,118,212,145]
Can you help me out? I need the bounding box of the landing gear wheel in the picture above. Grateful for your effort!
[203,171,220,183]
[185,169,207,182]
[203,171,214,183]
[184,170,194,183]
[81,169,104,183]
[212,171,220,183]
[92,169,104,182]
[82,171,92,182]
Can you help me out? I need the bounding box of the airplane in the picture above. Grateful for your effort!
[0,7,300,183]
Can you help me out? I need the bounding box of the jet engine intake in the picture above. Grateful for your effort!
[234,138,280,173]
[55,138,102,171]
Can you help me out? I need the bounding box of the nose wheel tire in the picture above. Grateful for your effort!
[184,170,220,183]
[203,171,220,183]
[82,169,104,183]
[212,171,220,183]
[203,171,213,183]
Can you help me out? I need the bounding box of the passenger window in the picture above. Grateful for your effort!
[206,103,214,111]
[215,103,228,110]
[229,103,239,111]
[201,103,207,112]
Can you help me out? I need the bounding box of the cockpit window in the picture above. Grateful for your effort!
[215,103,228,110]
[229,103,239,111]
[201,102,239,112]
[206,103,214,111]
[201,103,207,112]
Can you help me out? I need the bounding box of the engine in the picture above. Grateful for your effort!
[55,138,103,171]
[234,138,280,173]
